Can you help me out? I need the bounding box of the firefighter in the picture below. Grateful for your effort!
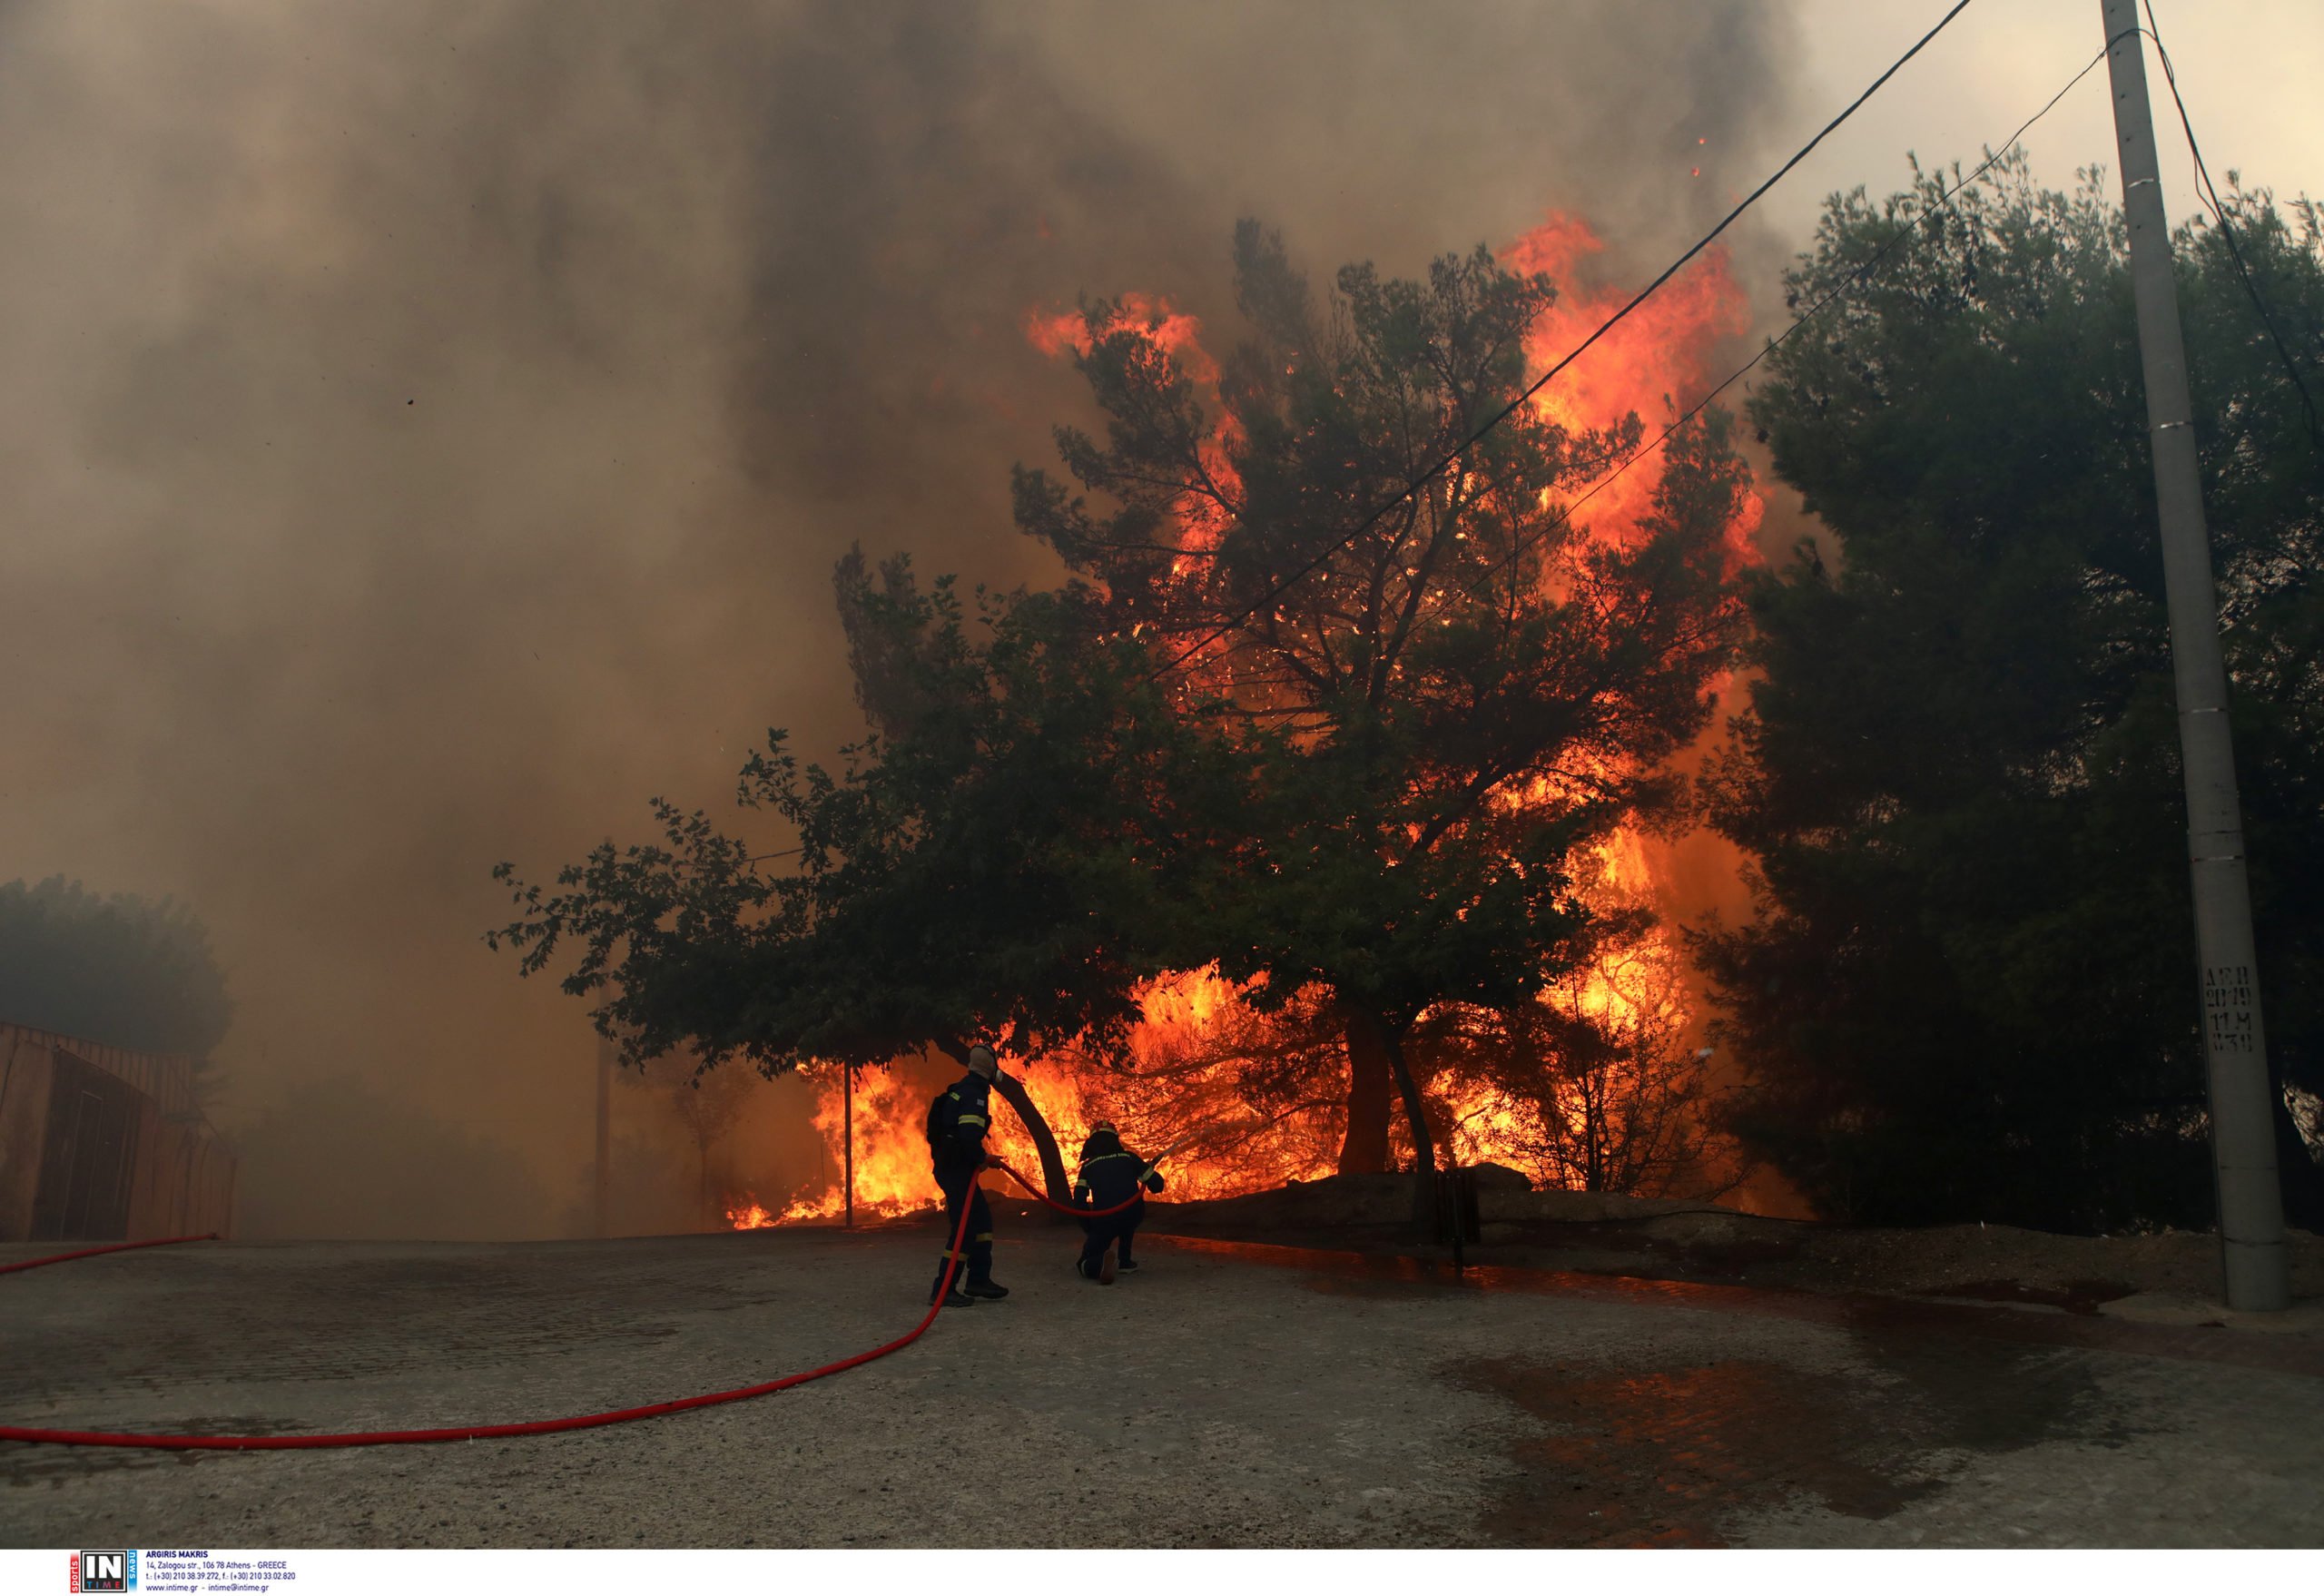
[925,1044,1009,1306]
[1072,1120,1165,1284]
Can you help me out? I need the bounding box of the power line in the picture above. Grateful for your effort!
[754,7,2089,872]
[1452,41,2115,597]
[743,19,2264,876]
[2139,1,2324,452]
[1141,0,1978,683]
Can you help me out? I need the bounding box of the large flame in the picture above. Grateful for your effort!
[1506,212,1761,561]
[733,211,1760,1227]
[729,1067,945,1226]
[724,1056,1103,1227]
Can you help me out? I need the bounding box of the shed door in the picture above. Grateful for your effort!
[29,1051,144,1241]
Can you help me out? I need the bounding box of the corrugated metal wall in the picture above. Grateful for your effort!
[0,1023,236,1242]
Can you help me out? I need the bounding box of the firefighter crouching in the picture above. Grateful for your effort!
[926,1045,1010,1306]
[1073,1121,1165,1284]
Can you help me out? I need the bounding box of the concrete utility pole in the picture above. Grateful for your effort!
[595,1032,615,1240]
[2101,0,2289,1312]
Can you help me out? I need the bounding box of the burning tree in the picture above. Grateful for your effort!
[1014,222,1751,1220]
[1420,931,1728,1198]
[493,218,1754,1228]
[1040,972,1354,1200]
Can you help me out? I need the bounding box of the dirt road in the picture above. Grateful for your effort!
[3,1225,2318,1547]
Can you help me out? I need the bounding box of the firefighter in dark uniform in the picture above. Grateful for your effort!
[1072,1120,1164,1283]
[926,1044,1010,1306]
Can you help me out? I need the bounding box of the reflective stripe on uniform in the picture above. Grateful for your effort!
[973,1232,993,1243]
[957,1114,987,1128]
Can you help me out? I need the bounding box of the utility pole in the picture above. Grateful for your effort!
[594,832,616,1244]
[845,1069,864,1227]
[595,1032,615,1240]
[2102,0,2289,1312]
[843,1066,855,1229]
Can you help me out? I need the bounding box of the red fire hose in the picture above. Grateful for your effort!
[0,1232,220,1276]
[0,1163,1149,1452]
[988,1158,1154,1216]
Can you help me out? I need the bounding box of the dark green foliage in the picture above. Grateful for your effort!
[490,572,1216,1079]
[0,875,232,1060]
[489,568,1225,1200]
[1701,156,2324,1229]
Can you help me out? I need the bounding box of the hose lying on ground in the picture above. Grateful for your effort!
[0,1233,219,1276]
[0,1172,1151,1453]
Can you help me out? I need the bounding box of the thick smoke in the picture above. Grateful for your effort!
[0,0,1803,1237]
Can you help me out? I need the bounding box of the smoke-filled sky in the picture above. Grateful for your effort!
[2,0,2315,1236]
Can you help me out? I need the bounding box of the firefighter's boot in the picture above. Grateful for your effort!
[959,1228,1006,1298]
[930,1250,978,1307]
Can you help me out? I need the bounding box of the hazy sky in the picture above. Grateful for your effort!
[1,0,2313,1236]
[1783,2,2322,243]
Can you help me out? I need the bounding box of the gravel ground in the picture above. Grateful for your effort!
[3,1221,2319,1548]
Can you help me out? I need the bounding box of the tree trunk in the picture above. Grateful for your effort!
[1582,1073,1607,1193]
[1354,1007,1439,1236]
[1337,1001,1394,1175]
[989,1069,1073,1206]
[934,1036,1072,1206]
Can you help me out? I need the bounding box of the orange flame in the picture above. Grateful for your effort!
[724,1057,1114,1228]
[1024,291,1243,566]
[1023,291,1218,386]
[762,1067,945,1224]
[725,1197,778,1230]
[1505,212,1761,562]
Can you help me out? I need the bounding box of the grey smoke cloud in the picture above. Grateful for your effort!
[0,0,1805,1236]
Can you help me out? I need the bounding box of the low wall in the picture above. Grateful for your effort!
[0,1022,236,1243]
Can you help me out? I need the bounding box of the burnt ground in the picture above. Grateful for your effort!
[3,1195,2320,1549]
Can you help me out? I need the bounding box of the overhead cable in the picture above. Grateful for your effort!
[2139,1,2324,452]
[1141,0,1979,682]
[1453,40,2117,596]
